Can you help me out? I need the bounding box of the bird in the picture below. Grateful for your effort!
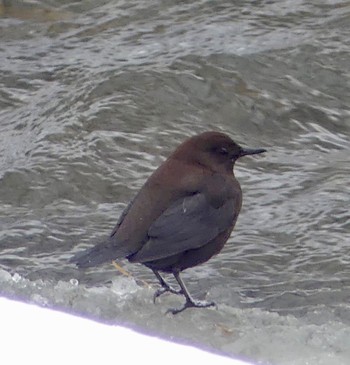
[70,131,266,314]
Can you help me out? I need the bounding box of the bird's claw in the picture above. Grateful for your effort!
[166,299,216,315]
[153,286,183,303]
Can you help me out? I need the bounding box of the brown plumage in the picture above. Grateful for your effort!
[70,131,266,314]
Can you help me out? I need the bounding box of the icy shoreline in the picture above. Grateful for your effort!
[1,269,349,365]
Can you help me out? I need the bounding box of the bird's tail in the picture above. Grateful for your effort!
[69,239,129,268]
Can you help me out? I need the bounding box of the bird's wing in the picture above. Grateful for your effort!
[131,192,236,263]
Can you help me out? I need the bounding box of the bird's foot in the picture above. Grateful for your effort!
[166,299,216,315]
[153,285,183,303]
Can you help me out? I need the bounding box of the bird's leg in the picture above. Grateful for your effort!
[152,270,183,303]
[166,271,216,315]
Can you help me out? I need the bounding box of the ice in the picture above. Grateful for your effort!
[0,268,349,365]
[110,276,140,296]
[12,273,22,283]
[31,293,49,306]
[0,268,12,281]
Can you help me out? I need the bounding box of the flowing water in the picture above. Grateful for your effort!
[1,1,350,364]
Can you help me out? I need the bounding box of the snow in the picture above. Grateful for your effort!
[0,296,253,365]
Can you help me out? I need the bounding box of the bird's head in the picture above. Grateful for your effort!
[172,131,266,173]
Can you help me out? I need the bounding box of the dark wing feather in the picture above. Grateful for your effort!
[131,193,236,263]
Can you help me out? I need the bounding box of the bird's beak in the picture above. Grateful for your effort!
[239,147,267,157]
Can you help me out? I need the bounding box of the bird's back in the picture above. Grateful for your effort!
[128,165,242,272]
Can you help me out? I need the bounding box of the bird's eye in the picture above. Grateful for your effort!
[218,147,229,155]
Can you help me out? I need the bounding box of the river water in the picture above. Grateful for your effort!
[1,1,350,364]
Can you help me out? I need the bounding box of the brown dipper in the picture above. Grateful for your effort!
[70,131,266,314]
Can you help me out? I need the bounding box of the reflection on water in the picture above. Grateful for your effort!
[1,1,350,364]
